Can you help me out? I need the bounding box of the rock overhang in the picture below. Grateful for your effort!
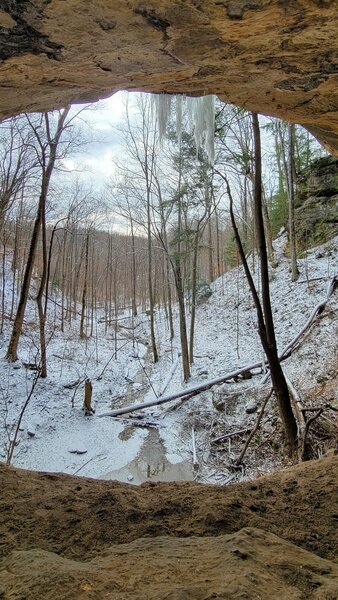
[0,0,337,153]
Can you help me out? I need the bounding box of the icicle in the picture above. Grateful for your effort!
[151,94,172,143]
[175,95,184,145]
[203,95,215,165]
[190,96,215,165]
[152,93,215,164]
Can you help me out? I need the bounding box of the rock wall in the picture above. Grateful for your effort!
[0,1,337,153]
[296,156,338,245]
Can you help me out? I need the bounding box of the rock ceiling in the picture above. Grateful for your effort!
[0,1,337,153]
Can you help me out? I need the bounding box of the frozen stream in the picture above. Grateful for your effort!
[103,428,194,484]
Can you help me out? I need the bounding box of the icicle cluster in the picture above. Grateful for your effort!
[151,94,215,165]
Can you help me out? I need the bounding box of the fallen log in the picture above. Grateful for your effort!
[262,275,338,384]
[98,275,337,419]
[98,362,264,417]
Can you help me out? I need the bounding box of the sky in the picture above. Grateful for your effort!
[62,90,130,187]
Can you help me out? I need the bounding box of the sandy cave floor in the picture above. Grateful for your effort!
[0,454,337,599]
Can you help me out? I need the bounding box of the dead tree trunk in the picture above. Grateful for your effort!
[83,378,94,415]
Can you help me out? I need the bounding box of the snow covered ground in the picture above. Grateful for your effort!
[0,232,337,484]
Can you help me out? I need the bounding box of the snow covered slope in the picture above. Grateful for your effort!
[0,233,337,483]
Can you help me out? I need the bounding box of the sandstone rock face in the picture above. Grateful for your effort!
[296,156,338,245]
[1,528,338,599]
[0,1,337,153]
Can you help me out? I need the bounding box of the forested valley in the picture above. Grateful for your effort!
[0,94,337,483]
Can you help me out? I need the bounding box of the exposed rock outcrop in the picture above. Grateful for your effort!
[296,156,338,245]
[0,1,337,154]
[1,455,337,562]
[1,528,338,599]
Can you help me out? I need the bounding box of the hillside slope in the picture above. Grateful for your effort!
[0,233,337,484]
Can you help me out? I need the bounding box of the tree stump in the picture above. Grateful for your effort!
[83,379,95,415]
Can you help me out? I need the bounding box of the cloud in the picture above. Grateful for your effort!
[65,91,129,188]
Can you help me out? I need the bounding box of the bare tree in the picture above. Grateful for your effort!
[0,116,37,227]
[6,107,71,363]
[215,113,298,455]
[114,95,159,362]
[288,124,299,281]
[79,229,90,339]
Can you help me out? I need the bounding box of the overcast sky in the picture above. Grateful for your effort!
[62,91,129,188]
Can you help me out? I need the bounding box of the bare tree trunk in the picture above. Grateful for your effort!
[207,206,214,282]
[251,112,297,454]
[36,174,48,378]
[189,227,199,365]
[10,203,23,320]
[156,181,175,341]
[89,238,95,337]
[6,202,42,361]
[215,208,222,278]
[166,254,174,341]
[288,124,299,282]
[80,231,89,339]
[60,228,67,333]
[242,177,249,246]
[113,261,118,359]
[130,218,138,318]
[146,195,158,363]
[262,189,277,267]
[83,378,94,414]
[1,227,8,334]
[174,259,190,382]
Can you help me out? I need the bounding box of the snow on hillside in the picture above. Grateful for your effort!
[0,232,337,484]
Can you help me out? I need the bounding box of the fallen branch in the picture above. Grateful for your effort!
[235,389,273,467]
[191,426,199,471]
[282,275,337,357]
[98,276,337,419]
[98,361,265,417]
[72,453,106,475]
[70,377,86,408]
[162,396,192,414]
[123,419,159,429]
[212,428,251,444]
[301,408,324,461]
[135,354,158,399]
[158,355,180,397]
[296,277,328,284]
[302,404,338,413]
[262,275,338,384]
[7,367,41,465]
[284,371,306,461]
[96,340,131,380]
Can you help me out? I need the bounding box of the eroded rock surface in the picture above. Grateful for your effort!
[0,1,337,153]
[1,528,338,599]
[1,455,337,598]
[296,156,338,245]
